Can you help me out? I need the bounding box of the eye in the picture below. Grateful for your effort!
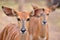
[17,18,21,21]
[27,18,30,21]
[46,14,49,16]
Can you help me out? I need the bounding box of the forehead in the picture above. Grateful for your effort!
[35,9,43,12]
[17,12,30,20]
[44,8,50,14]
[37,8,50,14]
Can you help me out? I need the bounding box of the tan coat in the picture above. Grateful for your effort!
[0,24,29,40]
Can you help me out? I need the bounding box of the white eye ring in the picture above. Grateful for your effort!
[18,16,20,18]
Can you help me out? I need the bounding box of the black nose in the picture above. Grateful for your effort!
[21,28,26,34]
[42,21,47,24]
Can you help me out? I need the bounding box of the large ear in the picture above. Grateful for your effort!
[30,4,44,17]
[43,3,59,15]
[47,3,59,12]
[31,3,40,10]
[2,6,17,16]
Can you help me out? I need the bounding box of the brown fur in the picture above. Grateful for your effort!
[0,6,30,40]
[0,4,58,40]
[0,24,30,40]
[0,24,20,40]
[29,16,49,40]
[28,4,58,40]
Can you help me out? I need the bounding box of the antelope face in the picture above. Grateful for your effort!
[2,6,31,34]
[28,4,58,40]
[30,8,49,25]
[30,3,58,25]
[16,12,30,34]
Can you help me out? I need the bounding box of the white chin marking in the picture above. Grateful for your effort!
[39,36,46,40]
[20,30,27,34]
[30,35,33,40]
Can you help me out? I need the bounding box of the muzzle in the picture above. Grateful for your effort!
[42,20,47,25]
[21,27,26,34]
[20,19,26,34]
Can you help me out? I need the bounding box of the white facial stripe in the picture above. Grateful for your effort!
[20,19,26,33]
[42,13,47,25]
[43,13,46,20]
[20,20,27,34]
[21,19,26,28]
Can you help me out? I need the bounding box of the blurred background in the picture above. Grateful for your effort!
[0,0,60,40]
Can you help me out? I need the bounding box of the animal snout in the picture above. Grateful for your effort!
[42,20,47,25]
[21,27,26,34]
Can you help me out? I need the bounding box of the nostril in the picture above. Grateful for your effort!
[21,28,26,33]
[42,21,47,25]
[44,21,46,24]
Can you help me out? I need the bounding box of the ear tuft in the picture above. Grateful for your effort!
[2,6,17,16]
[2,6,4,8]
[2,6,8,9]
[30,11,34,17]
[31,3,40,10]
[42,8,45,11]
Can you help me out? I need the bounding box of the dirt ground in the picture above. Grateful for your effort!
[0,1,60,40]
[48,9,60,40]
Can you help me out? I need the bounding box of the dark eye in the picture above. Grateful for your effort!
[46,14,49,16]
[27,18,30,21]
[17,18,21,21]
